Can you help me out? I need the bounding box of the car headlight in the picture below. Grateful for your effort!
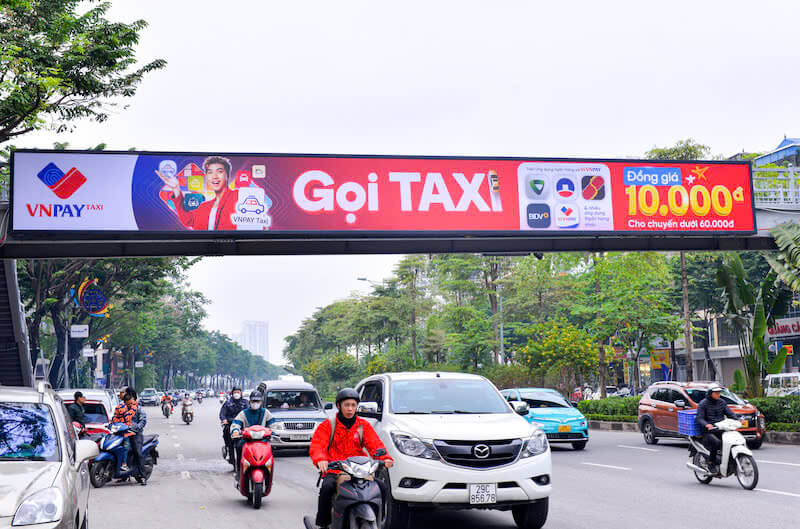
[271,422,285,431]
[12,487,63,526]
[391,432,440,460]
[521,430,548,458]
[579,420,587,427]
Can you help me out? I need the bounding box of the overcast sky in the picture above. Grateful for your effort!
[18,0,800,364]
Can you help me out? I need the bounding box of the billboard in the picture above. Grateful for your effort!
[11,150,756,236]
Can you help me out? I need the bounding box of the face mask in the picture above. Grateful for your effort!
[232,393,241,400]
[250,402,261,410]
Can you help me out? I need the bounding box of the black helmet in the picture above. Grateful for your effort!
[249,390,264,402]
[335,388,360,406]
[232,386,242,393]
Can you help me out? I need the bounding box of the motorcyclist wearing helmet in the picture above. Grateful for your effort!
[220,387,249,467]
[230,391,276,476]
[308,388,393,529]
[696,385,738,474]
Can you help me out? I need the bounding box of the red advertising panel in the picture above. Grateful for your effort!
[10,151,755,236]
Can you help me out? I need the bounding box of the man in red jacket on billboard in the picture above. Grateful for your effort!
[157,155,241,230]
[309,388,393,529]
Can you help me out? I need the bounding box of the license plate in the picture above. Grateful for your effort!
[740,420,748,428]
[469,484,497,505]
[558,424,571,433]
[290,434,311,441]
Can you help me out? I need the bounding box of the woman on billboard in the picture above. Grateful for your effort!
[156,155,240,230]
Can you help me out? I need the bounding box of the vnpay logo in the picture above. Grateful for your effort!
[527,203,551,228]
[27,162,102,218]
[624,167,682,186]
[37,162,87,198]
[555,204,579,228]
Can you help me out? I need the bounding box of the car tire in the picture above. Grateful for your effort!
[642,419,659,445]
[746,437,763,450]
[572,441,587,450]
[512,499,548,529]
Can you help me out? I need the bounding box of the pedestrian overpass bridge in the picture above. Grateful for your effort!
[0,165,797,386]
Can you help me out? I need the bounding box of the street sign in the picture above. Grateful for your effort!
[786,344,794,355]
[82,347,94,357]
[95,377,106,386]
[135,361,144,368]
[70,324,89,338]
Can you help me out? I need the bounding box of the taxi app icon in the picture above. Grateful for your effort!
[239,195,265,215]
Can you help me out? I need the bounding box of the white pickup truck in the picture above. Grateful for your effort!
[355,371,551,529]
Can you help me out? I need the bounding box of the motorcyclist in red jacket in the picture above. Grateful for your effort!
[309,388,393,529]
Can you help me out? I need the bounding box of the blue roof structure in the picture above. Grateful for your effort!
[755,136,800,167]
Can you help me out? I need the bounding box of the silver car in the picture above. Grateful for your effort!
[261,380,328,450]
[0,383,98,528]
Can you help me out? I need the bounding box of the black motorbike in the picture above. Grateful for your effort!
[303,454,387,529]
[221,422,236,469]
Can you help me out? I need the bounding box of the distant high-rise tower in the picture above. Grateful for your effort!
[235,321,269,362]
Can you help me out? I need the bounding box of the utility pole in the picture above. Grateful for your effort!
[681,251,694,382]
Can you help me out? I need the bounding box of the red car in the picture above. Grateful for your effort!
[638,381,766,449]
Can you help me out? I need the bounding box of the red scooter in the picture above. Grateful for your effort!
[236,425,275,509]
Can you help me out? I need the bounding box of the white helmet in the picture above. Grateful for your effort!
[709,385,723,393]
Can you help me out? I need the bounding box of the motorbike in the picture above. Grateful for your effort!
[303,453,387,529]
[196,394,203,404]
[686,418,759,490]
[221,422,236,469]
[182,399,194,424]
[162,400,172,418]
[219,394,226,404]
[234,425,274,509]
[89,423,160,488]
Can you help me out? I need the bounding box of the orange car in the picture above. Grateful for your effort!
[638,381,766,449]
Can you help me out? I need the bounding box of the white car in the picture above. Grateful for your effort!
[355,372,551,529]
[0,382,98,528]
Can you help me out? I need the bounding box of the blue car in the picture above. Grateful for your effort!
[501,387,589,450]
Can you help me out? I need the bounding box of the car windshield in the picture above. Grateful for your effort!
[83,403,108,423]
[140,390,156,396]
[0,403,60,461]
[265,390,320,409]
[687,388,745,406]
[391,379,510,414]
[520,392,571,408]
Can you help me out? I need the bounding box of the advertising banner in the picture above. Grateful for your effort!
[11,150,756,236]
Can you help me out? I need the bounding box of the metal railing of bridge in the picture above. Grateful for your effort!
[753,168,800,210]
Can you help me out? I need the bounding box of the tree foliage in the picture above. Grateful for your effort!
[0,0,166,145]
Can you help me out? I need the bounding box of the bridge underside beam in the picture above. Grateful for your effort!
[0,235,777,259]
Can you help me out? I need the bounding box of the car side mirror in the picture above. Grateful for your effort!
[511,401,529,415]
[675,400,686,408]
[74,439,99,468]
[324,403,333,410]
[358,401,380,418]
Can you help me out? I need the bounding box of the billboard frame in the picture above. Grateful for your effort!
[10,148,757,240]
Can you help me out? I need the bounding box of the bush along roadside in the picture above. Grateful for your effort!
[748,396,800,424]
[766,422,800,432]
[584,414,637,423]
[577,396,641,416]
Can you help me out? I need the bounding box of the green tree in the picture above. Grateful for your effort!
[0,0,165,145]
[518,319,597,393]
[646,138,711,382]
[717,253,792,396]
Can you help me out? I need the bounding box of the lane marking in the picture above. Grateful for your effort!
[618,445,659,452]
[174,443,181,448]
[177,454,184,461]
[757,459,800,468]
[756,488,800,498]
[582,462,631,471]
[181,471,191,480]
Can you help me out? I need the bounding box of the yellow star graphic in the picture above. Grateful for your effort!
[691,166,710,181]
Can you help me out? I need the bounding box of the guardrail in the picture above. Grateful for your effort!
[753,168,800,209]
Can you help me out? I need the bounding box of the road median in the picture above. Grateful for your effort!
[587,420,800,444]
